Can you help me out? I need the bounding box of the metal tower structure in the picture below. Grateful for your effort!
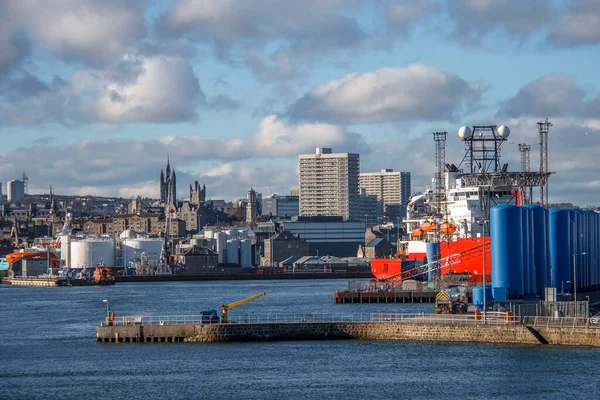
[433,131,447,224]
[21,171,28,194]
[460,125,508,174]
[537,118,552,208]
[519,143,532,204]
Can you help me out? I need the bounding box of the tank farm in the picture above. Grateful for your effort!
[97,122,600,346]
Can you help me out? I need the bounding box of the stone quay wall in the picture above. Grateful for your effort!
[96,321,600,346]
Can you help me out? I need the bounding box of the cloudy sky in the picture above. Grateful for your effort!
[1,0,599,205]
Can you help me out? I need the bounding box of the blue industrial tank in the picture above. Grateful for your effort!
[522,207,536,295]
[549,209,571,290]
[491,204,523,299]
[425,242,440,281]
[523,205,547,297]
[472,285,493,311]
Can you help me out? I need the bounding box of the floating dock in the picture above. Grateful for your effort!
[96,313,600,347]
[2,277,115,286]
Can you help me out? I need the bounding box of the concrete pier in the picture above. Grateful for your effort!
[96,316,600,347]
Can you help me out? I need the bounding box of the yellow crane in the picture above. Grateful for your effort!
[220,292,267,323]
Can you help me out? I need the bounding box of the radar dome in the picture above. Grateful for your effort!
[458,126,472,139]
[497,125,511,139]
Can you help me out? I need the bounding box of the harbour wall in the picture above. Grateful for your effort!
[97,322,600,347]
[116,271,373,283]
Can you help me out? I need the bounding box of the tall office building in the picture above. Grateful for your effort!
[360,169,411,222]
[7,180,25,203]
[299,148,360,221]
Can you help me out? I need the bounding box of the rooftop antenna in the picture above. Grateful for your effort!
[537,118,552,208]
[519,143,532,204]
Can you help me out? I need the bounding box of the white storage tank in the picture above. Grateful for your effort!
[216,232,227,252]
[204,229,214,239]
[226,239,239,265]
[70,238,115,269]
[239,239,252,268]
[122,238,163,268]
[60,234,71,269]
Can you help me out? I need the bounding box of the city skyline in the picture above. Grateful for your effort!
[0,1,599,205]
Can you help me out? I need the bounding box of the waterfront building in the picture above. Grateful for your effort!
[298,147,360,221]
[262,230,310,267]
[360,169,411,222]
[281,216,365,257]
[261,195,299,218]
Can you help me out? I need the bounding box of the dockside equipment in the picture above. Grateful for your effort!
[220,292,267,323]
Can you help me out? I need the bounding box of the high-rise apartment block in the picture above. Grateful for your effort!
[360,169,411,222]
[299,148,360,221]
[7,180,25,203]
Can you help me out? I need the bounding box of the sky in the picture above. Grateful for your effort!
[0,0,599,206]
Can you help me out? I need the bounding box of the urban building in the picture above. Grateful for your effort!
[281,216,366,257]
[358,238,395,259]
[262,230,310,267]
[174,245,218,274]
[359,169,411,222]
[359,190,378,226]
[299,147,360,221]
[246,187,258,222]
[189,181,206,205]
[159,157,176,205]
[7,180,25,203]
[261,195,299,218]
[290,188,300,197]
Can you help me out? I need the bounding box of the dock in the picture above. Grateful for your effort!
[333,289,472,304]
[96,313,600,347]
[2,276,115,286]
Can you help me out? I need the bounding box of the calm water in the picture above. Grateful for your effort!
[1,279,599,399]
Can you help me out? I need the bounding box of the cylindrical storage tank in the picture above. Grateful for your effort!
[239,239,252,268]
[472,285,492,310]
[472,286,483,310]
[549,209,571,290]
[216,232,227,252]
[569,210,580,293]
[521,207,532,296]
[122,238,163,268]
[237,229,249,239]
[204,230,214,240]
[491,204,523,299]
[523,205,548,297]
[70,238,115,269]
[425,242,440,281]
[60,234,71,269]
[225,230,235,239]
[190,238,201,247]
[226,239,239,265]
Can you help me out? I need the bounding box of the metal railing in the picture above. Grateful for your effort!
[99,313,600,329]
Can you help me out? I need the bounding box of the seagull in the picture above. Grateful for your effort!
[585,132,589,135]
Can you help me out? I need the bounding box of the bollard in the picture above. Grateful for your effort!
[506,311,513,322]
[474,310,481,321]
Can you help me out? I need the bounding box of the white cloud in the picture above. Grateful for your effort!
[0,55,203,125]
[289,64,483,124]
[0,0,145,67]
[0,116,367,199]
[500,74,600,119]
[548,0,600,46]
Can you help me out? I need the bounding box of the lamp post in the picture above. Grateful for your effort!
[573,252,587,317]
[475,215,489,325]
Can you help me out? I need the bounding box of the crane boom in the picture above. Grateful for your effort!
[220,292,267,323]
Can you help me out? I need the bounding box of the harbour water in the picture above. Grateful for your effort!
[1,279,599,399]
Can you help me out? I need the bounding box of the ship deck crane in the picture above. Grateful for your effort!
[220,292,267,323]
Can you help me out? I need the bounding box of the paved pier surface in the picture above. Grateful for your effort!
[96,314,600,347]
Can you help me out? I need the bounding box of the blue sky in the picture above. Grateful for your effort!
[1,0,599,205]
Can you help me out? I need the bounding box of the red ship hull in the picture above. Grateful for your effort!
[371,238,491,283]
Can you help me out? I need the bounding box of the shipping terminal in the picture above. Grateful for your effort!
[97,121,600,346]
